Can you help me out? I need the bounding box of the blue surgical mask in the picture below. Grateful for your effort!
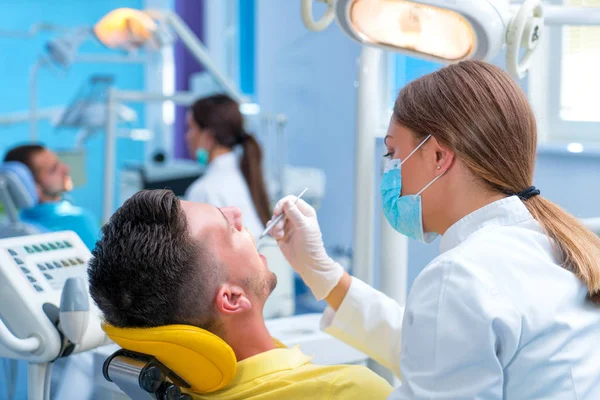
[380,135,444,243]
[196,148,209,166]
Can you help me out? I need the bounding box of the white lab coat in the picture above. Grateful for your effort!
[185,152,265,238]
[322,196,600,399]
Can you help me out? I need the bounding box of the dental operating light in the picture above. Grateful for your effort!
[340,0,510,64]
[93,7,163,50]
[301,0,600,79]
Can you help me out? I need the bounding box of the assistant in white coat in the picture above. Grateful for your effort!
[184,94,270,238]
[270,61,600,399]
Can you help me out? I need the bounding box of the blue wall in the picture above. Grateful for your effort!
[0,0,147,225]
[256,0,361,251]
[0,1,145,397]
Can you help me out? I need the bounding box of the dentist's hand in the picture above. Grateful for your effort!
[269,196,344,300]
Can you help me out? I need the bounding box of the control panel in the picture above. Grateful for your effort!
[0,231,109,363]
[7,238,87,294]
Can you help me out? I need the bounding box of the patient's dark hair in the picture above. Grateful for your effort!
[88,189,221,330]
[4,144,46,179]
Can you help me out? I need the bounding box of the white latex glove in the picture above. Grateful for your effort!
[269,196,344,300]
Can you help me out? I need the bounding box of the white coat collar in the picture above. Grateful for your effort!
[208,151,237,171]
[440,196,533,254]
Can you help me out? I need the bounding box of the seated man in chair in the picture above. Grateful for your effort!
[3,144,99,250]
[88,189,393,399]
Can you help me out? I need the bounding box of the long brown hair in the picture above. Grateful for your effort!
[393,60,600,303]
[191,94,271,226]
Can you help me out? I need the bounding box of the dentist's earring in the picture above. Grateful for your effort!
[436,165,441,170]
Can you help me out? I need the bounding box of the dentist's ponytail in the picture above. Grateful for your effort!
[522,196,600,303]
[393,60,600,303]
[240,132,271,226]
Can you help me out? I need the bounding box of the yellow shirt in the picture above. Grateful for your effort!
[189,346,393,400]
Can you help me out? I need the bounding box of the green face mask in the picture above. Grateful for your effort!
[196,148,209,166]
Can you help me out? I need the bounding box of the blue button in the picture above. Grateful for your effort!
[37,264,46,271]
[14,258,23,265]
[44,273,53,280]
[53,262,62,269]
[33,284,43,292]
[8,249,17,256]
[27,276,36,283]
[20,267,30,274]
[46,263,54,270]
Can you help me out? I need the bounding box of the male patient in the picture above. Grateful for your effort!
[88,189,393,399]
[3,144,99,250]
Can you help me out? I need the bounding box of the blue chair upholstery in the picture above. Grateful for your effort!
[0,162,45,238]
[0,162,39,208]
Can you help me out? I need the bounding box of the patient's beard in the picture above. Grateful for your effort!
[39,180,67,200]
[247,271,277,302]
[266,271,277,295]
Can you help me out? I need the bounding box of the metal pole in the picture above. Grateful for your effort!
[276,114,287,202]
[544,5,600,26]
[352,47,385,285]
[73,54,151,64]
[0,107,64,126]
[380,210,408,303]
[29,58,45,142]
[102,88,118,223]
[101,89,200,222]
[27,362,50,400]
[101,90,196,104]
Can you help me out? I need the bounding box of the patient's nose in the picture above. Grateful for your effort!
[220,206,243,232]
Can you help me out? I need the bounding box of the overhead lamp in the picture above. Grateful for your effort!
[302,0,544,79]
[93,7,166,51]
[42,8,167,71]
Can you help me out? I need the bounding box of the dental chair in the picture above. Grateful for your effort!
[102,323,237,400]
[0,162,46,238]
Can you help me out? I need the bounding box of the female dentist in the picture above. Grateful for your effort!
[270,61,600,399]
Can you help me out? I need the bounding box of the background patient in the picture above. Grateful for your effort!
[88,189,392,400]
[4,144,100,250]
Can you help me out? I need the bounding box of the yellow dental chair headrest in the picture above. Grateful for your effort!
[102,323,237,393]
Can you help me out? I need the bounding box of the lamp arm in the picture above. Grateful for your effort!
[543,5,600,26]
[301,0,335,32]
[148,10,248,104]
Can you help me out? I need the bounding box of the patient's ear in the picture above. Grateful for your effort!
[215,284,251,315]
